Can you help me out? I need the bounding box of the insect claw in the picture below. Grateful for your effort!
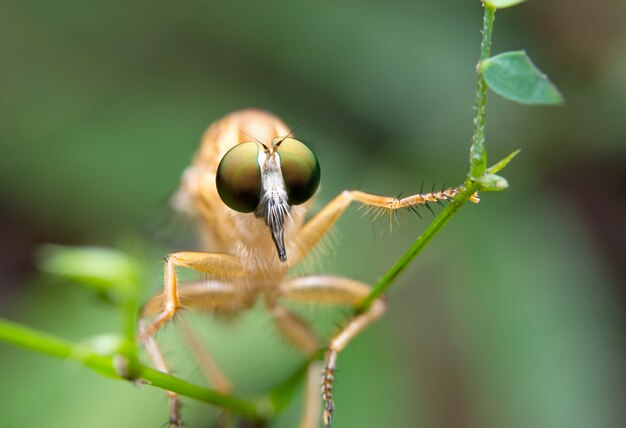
[323,409,333,427]
[167,398,182,428]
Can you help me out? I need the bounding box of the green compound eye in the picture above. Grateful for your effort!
[216,142,262,213]
[275,137,321,205]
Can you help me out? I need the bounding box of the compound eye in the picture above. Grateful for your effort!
[216,142,261,213]
[276,138,321,205]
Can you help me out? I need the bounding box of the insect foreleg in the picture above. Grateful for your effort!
[139,252,246,341]
[138,253,247,427]
[292,186,478,265]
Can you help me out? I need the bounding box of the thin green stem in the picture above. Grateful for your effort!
[468,4,496,181]
[358,5,497,312]
[0,318,266,420]
[479,4,495,62]
[357,182,479,312]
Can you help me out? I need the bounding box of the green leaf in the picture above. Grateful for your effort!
[487,149,521,174]
[479,173,509,191]
[482,51,564,105]
[38,245,140,300]
[483,0,526,8]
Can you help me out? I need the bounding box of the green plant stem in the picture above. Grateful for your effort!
[468,3,496,181]
[358,5,497,312]
[0,318,265,420]
[357,182,479,312]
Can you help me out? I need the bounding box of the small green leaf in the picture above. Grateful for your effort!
[479,173,509,191]
[38,245,139,300]
[482,51,564,105]
[483,0,526,8]
[487,149,521,174]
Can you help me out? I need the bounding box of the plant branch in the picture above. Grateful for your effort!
[0,318,266,420]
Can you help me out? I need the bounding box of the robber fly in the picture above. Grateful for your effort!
[139,109,479,427]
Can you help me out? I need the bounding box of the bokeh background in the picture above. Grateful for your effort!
[1,0,624,427]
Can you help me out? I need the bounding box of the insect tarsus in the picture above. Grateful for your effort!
[322,350,337,427]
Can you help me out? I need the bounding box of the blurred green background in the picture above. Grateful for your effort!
[1,0,625,427]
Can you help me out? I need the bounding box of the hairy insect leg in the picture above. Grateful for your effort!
[280,276,387,426]
[140,281,252,427]
[139,252,246,341]
[139,256,247,428]
[291,187,478,264]
[266,299,320,355]
[322,299,386,426]
[142,279,252,396]
[142,329,182,428]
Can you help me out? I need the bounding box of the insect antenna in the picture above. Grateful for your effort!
[275,126,298,147]
[239,129,269,152]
